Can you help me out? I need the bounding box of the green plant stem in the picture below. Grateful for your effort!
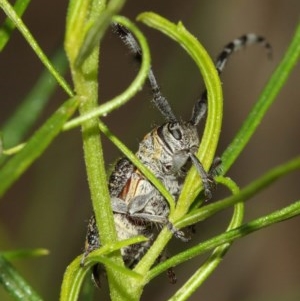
[60,236,146,301]
[2,248,49,260]
[148,198,300,281]
[0,97,78,198]
[65,0,91,63]
[98,120,175,211]
[75,0,126,66]
[170,244,230,301]
[178,155,300,228]
[60,256,91,301]
[65,1,131,300]
[168,178,243,300]
[138,12,223,215]
[63,15,151,132]
[66,5,123,301]
[1,47,69,149]
[129,13,222,284]
[221,21,300,173]
[0,0,73,97]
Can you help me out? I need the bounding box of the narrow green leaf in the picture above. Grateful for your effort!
[0,0,31,50]
[169,245,230,301]
[148,199,300,281]
[60,256,89,301]
[138,12,222,171]
[1,143,25,156]
[60,236,146,301]
[61,255,141,301]
[177,155,300,228]
[0,97,79,198]
[137,11,223,215]
[75,0,126,67]
[2,248,49,260]
[65,0,95,64]
[63,15,151,131]
[85,235,147,262]
[132,13,222,278]
[1,48,69,150]
[98,120,176,212]
[0,0,73,96]
[167,178,243,301]
[0,255,43,301]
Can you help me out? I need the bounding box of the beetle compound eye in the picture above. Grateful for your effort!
[168,123,182,140]
[171,129,182,140]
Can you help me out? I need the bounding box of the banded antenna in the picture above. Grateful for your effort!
[190,33,272,125]
[113,23,177,123]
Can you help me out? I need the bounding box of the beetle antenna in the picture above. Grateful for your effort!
[113,23,177,122]
[190,33,272,125]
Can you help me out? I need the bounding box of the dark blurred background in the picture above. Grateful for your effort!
[0,1,300,300]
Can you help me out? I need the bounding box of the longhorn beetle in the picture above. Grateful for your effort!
[82,24,271,285]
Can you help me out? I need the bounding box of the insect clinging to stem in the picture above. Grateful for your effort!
[82,22,272,286]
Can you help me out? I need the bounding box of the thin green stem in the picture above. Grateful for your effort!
[66,1,124,299]
[1,47,69,149]
[130,14,222,283]
[177,155,300,229]
[65,0,92,64]
[0,97,78,198]
[148,199,300,281]
[60,236,146,301]
[2,249,49,260]
[98,120,175,212]
[138,12,223,215]
[148,156,300,285]
[63,15,151,131]
[1,143,25,156]
[64,1,131,300]
[75,0,126,67]
[167,178,243,301]
[169,244,230,301]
